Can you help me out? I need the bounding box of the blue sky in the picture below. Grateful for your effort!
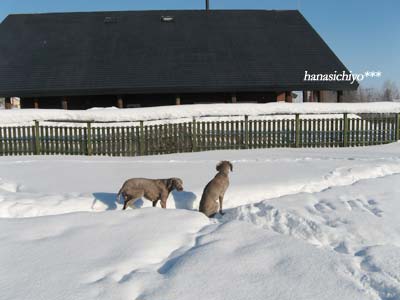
[1,0,399,89]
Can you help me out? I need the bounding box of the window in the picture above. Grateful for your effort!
[160,16,174,22]
[104,17,117,24]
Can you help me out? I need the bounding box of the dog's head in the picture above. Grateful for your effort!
[167,178,184,192]
[216,161,233,174]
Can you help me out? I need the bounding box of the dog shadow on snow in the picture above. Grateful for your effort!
[91,193,120,210]
[91,192,147,210]
[91,191,197,211]
[171,190,197,210]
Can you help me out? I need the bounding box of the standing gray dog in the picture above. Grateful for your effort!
[199,161,232,217]
[117,178,183,210]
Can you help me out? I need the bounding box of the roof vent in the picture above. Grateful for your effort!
[104,16,117,24]
[160,16,174,22]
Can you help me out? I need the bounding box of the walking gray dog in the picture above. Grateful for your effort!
[199,161,233,217]
[117,178,183,210]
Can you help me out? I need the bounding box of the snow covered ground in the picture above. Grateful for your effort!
[1,143,400,299]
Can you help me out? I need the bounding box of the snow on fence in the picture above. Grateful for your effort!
[2,102,400,124]
[0,113,399,156]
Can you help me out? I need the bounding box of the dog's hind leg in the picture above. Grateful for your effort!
[123,200,128,210]
[122,198,131,210]
[127,199,139,209]
[122,193,130,210]
[122,190,144,210]
[123,198,140,210]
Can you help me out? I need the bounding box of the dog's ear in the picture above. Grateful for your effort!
[173,178,183,186]
[171,178,178,188]
[216,161,223,172]
[166,178,174,191]
[229,161,233,172]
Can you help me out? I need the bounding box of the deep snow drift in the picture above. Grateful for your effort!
[1,143,400,299]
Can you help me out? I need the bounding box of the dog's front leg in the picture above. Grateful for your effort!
[160,192,168,209]
[219,195,225,215]
[153,199,159,207]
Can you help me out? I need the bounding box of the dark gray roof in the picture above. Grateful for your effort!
[0,10,356,97]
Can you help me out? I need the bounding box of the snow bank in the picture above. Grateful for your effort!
[0,102,398,124]
[0,210,370,300]
[138,221,367,300]
[0,209,209,300]
[2,143,400,218]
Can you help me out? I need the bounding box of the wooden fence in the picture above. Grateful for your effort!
[0,113,399,156]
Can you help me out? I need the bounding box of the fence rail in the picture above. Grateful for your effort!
[0,113,399,156]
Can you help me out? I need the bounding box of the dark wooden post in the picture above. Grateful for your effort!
[61,97,68,110]
[319,91,324,103]
[244,115,249,149]
[309,91,315,102]
[231,93,237,103]
[337,91,343,103]
[175,95,181,105]
[295,113,300,147]
[302,91,308,102]
[314,91,321,102]
[34,99,39,109]
[285,91,293,102]
[86,122,92,155]
[5,97,12,109]
[117,97,124,108]
[396,113,400,141]
[34,120,41,155]
[139,120,145,155]
[192,117,197,152]
[343,113,349,147]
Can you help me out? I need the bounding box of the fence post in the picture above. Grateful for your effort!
[295,114,300,148]
[396,113,400,141]
[244,115,249,149]
[192,117,197,152]
[86,122,92,156]
[343,113,349,147]
[34,120,41,155]
[139,121,145,156]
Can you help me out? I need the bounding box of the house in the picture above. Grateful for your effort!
[0,9,357,109]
